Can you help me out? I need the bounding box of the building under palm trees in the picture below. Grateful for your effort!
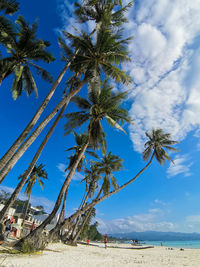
[0,203,59,238]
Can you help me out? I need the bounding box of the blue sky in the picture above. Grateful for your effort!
[1,0,200,234]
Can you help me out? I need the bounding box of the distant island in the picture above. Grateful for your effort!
[109,231,200,241]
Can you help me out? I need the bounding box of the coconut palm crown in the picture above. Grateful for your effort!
[66,131,98,172]
[0,15,55,99]
[59,24,132,85]
[74,0,133,29]
[82,161,100,199]
[21,163,48,195]
[64,78,132,151]
[96,151,123,194]
[0,0,19,14]
[143,128,179,166]
[19,163,47,227]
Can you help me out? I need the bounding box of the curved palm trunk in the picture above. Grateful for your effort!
[15,140,89,249]
[0,63,71,171]
[0,79,86,183]
[0,105,66,222]
[61,153,155,233]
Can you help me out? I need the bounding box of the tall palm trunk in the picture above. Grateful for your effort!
[58,187,68,225]
[0,79,86,183]
[0,105,66,222]
[49,186,69,242]
[21,193,31,230]
[0,28,97,172]
[70,190,90,240]
[71,208,93,245]
[16,140,90,249]
[0,63,71,171]
[70,187,103,244]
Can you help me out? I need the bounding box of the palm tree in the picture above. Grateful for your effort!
[58,129,179,235]
[70,152,123,244]
[0,0,19,14]
[20,163,47,229]
[0,0,132,178]
[0,16,132,183]
[96,151,123,195]
[74,0,133,29]
[142,128,178,165]
[16,78,131,249]
[69,162,100,241]
[0,0,18,56]
[0,105,66,223]
[0,15,55,98]
[66,131,98,172]
[82,162,100,200]
[65,78,131,149]
[74,207,96,242]
[51,133,99,242]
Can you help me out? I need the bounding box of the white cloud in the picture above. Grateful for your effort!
[97,209,200,234]
[97,208,174,234]
[57,163,66,174]
[167,154,193,177]
[57,0,95,39]
[57,163,84,181]
[186,215,200,223]
[57,1,200,158]
[123,0,200,152]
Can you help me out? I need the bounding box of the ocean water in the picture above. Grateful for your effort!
[142,240,200,249]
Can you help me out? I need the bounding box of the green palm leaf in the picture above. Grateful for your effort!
[143,128,179,165]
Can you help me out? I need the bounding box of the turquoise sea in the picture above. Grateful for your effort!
[142,240,200,249]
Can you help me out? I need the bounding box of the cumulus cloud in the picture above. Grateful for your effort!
[57,163,84,181]
[97,208,174,234]
[124,0,200,152]
[167,154,193,177]
[97,209,200,234]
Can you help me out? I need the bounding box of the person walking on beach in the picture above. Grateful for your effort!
[104,234,108,249]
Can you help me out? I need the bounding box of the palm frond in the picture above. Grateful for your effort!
[0,0,19,14]
[29,62,53,83]
[22,64,38,97]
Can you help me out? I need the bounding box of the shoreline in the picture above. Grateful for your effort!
[1,242,200,267]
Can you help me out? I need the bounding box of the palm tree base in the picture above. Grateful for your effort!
[14,230,49,251]
[66,240,78,246]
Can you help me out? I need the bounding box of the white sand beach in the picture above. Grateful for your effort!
[1,242,200,267]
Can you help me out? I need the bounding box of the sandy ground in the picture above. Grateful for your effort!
[1,242,200,267]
